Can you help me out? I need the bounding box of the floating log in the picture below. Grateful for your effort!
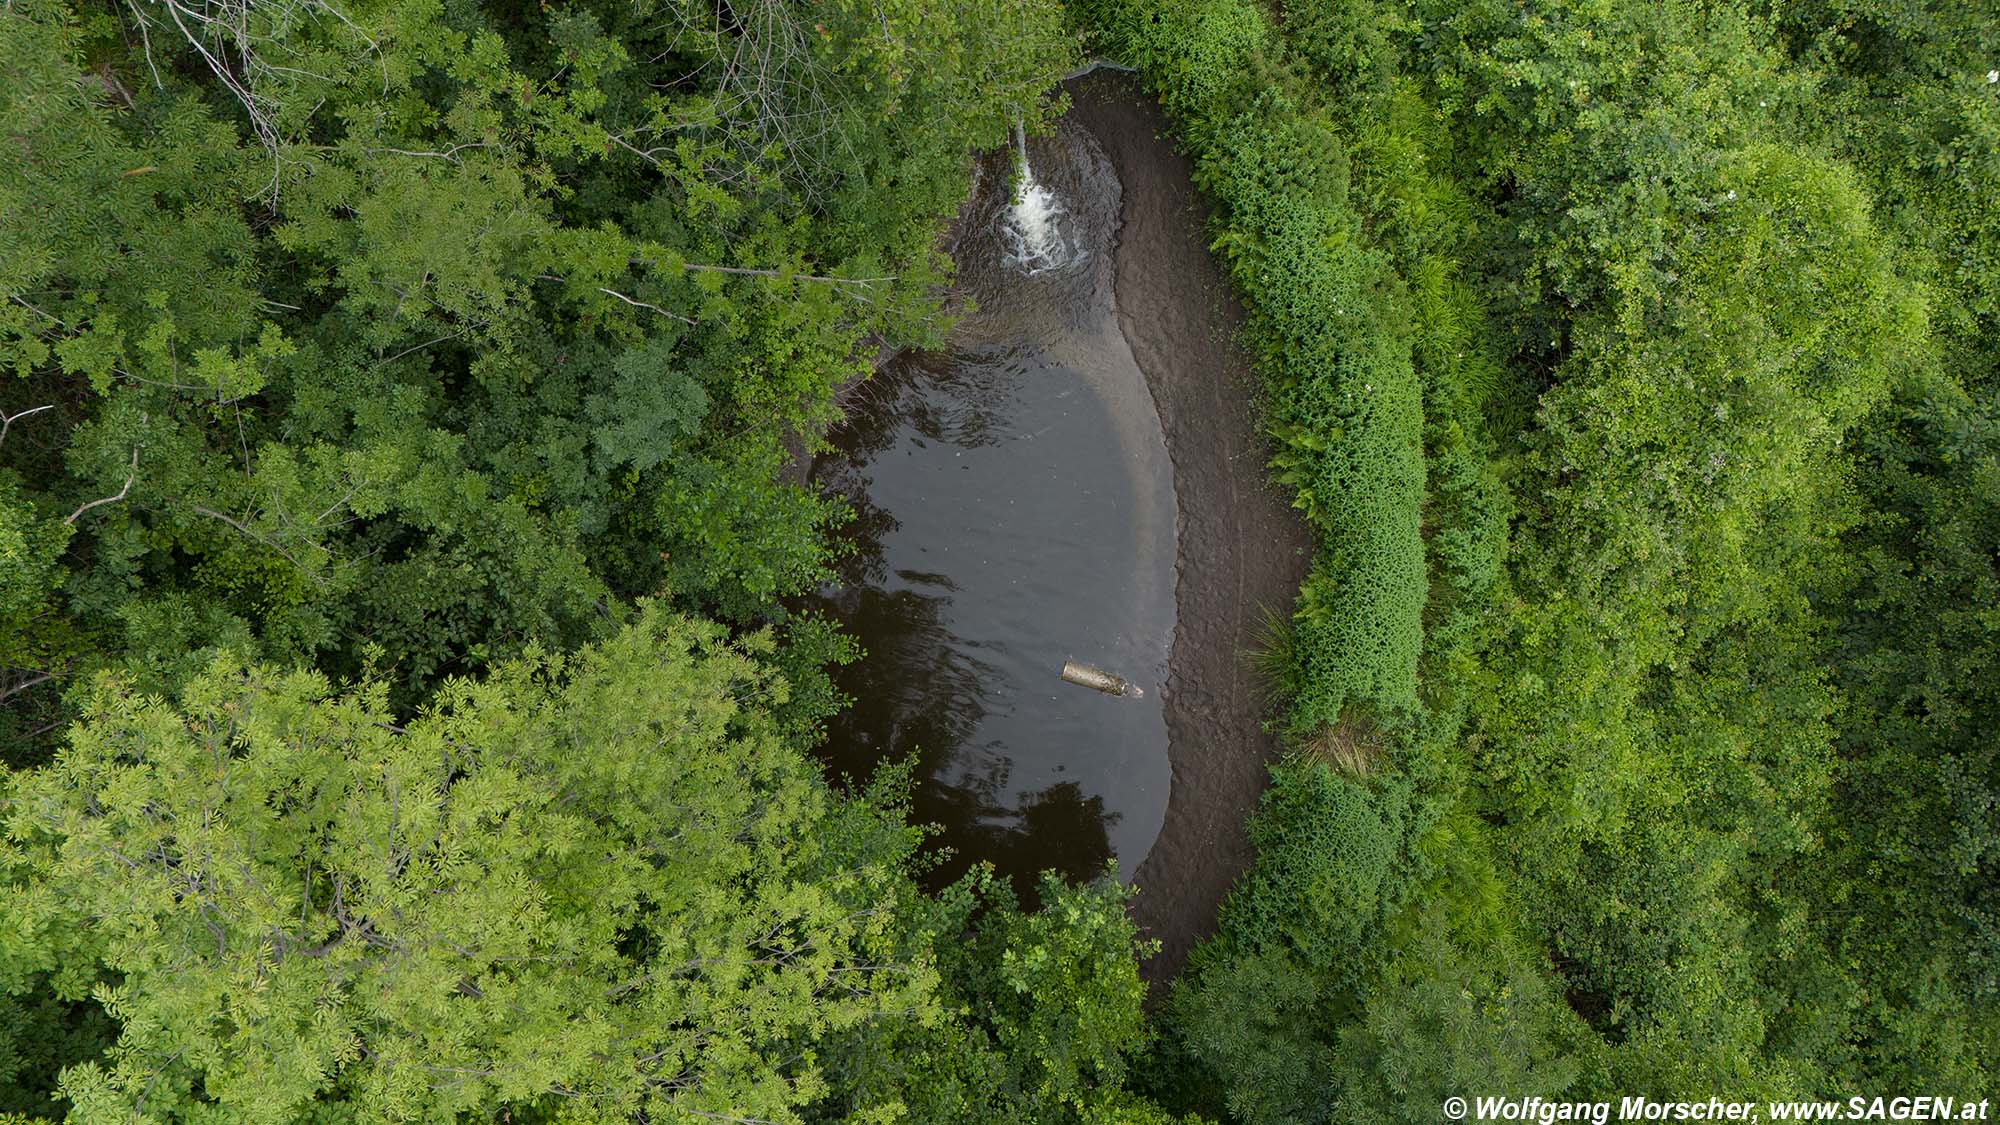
[1061,661,1143,698]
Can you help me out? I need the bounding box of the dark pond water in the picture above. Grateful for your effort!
[808,115,1176,891]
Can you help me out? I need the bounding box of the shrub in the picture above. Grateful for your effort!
[1085,0,1430,730]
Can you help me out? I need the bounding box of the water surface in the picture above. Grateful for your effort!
[809,119,1176,890]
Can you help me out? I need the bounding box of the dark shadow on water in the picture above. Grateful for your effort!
[819,583,992,781]
[925,776,1119,895]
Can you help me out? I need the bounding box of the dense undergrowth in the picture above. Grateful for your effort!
[1079,0,1997,1115]
[2,0,1996,1118]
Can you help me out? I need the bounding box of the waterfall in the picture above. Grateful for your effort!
[1003,115,1078,275]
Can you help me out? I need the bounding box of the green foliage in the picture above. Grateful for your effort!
[1081,0,1429,731]
[0,482,70,638]
[1344,88,1511,695]
[1772,0,2000,384]
[1393,0,1944,1096]
[3,608,935,1120]
[586,340,709,476]
[1080,0,1993,1114]
[4,0,1997,1114]
[656,445,849,616]
[1159,768,1588,1124]
[1768,0,2000,1085]
[0,976,116,1121]
[1806,371,2000,1088]
[814,871,1160,1122]
[949,872,1153,1106]
[0,0,1077,743]
[1162,764,1405,1121]
[1330,899,1586,1121]
[1190,764,1405,978]
[1278,0,1405,122]
[1,607,1176,1122]
[0,2,1172,1117]
[1419,2,1928,1087]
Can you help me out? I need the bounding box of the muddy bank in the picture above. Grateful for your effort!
[1066,72,1314,983]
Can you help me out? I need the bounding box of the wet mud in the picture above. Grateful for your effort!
[1066,72,1313,983]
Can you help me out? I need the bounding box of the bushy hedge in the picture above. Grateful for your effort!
[1076,0,1428,731]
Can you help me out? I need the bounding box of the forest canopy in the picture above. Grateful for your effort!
[3,0,1997,1120]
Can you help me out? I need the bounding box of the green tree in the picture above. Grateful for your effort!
[2,607,1166,1122]
[3,608,937,1120]
[0,0,1075,748]
[1080,0,1961,1110]
[1768,0,2000,1087]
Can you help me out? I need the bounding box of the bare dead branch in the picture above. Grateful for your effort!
[629,0,858,203]
[676,263,895,286]
[361,141,493,162]
[605,131,665,166]
[0,671,61,705]
[0,404,55,448]
[122,0,382,200]
[594,287,696,325]
[377,330,470,366]
[123,0,166,89]
[66,448,140,525]
[11,294,63,328]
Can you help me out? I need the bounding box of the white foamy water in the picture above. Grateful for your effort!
[1004,123,1085,274]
